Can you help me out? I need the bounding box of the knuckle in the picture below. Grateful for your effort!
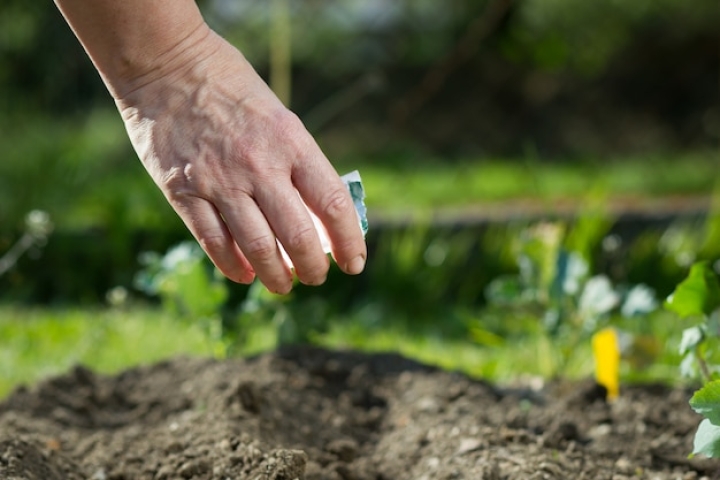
[234,136,264,169]
[197,233,227,256]
[196,234,250,284]
[273,109,304,137]
[161,167,190,193]
[162,164,208,198]
[273,110,313,156]
[283,224,318,255]
[230,135,281,185]
[321,187,353,220]
[243,235,279,262]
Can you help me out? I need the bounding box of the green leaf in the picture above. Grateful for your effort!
[680,353,697,378]
[679,326,705,355]
[485,276,523,306]
[665,262,720,319]
[690,380,720,425]
[692,419,720,458]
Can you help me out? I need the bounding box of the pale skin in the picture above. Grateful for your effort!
[53,0,367,294]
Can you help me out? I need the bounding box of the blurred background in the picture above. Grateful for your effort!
[1,0,719,393]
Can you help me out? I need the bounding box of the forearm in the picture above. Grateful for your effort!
[54,0,367,290]
[53,0,210,98]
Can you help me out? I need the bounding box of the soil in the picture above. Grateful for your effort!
[1,346,719,480]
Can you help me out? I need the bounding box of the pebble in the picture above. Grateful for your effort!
[588,424,612,438]
[326,438,359,462]
[457,438,483,455]
[91,469,107,480]
[154,464,176,480]
[417,397,441,413]
[178,459,211,478]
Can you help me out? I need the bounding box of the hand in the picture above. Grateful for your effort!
[115,29,366,294]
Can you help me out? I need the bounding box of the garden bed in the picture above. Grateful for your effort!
[1,346,717,479]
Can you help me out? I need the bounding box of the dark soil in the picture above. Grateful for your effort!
[1,346,719,479]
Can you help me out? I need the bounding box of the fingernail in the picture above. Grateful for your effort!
[238,272,255,284]
[345,255,366,275]
[271,285,292,295]
[303,275,327,286]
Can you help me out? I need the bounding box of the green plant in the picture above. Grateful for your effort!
[366,221,490,336]
[664,261,720,458]
[484,220,658,375]
[233,279,328,350]
[134,241,230,356]
[133,241,329,354]
[0,210,53,277]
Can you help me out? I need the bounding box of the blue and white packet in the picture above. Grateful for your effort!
[280,170,367,268]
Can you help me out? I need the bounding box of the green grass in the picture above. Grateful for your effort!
[3,109,718,231]
[0,146,718,397]
[0,305,215,398]
[0,301,695,400]
[357,151,719,216]
[312,308,690,385]
[2,109,714,399]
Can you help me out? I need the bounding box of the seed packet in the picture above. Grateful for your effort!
[280,170,367,268]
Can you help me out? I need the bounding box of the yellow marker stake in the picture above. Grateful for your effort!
[592,327,620,401]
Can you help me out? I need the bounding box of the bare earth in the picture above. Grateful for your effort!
[1,346,719,479]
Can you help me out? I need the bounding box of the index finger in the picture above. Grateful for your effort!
[293,158,367,275]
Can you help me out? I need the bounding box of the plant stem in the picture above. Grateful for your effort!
[270,0,291,107]
[0,233,36,277]
[696,351,713,383]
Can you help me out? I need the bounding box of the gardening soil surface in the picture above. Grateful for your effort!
[1,346,719,479]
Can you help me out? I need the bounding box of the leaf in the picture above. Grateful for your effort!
[469,327,505,347]
[679,326,705,355]
[665,262,720,319]
[554,251,588,297]
[690,380,720,426]
[579,275,619,318]
[485,276,524,306]
[680,353,697,378]
[620,284,657,317]
[692,419,720,458]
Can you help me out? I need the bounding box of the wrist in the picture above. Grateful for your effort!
[54,0,211,100]
[106,21,214,100]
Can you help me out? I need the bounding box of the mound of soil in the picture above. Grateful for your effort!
[1,346,717,479]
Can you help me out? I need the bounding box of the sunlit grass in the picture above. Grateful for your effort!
[0,300,697,400]
[313,323,587,381]
[312,309,689,387]
[358,152,719,216]
[6,116,717,231]
[0,305,214,398]
[2,306,571,398]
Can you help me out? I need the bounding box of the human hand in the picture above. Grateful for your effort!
[114,28,367,294]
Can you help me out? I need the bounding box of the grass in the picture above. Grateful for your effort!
[356,151,719,216]
[3,111,718,231]
[312,308,691,385]
[2,123,715,398]
[0,300,695,400]
[0,305,215,398]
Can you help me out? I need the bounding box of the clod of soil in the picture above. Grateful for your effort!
[1,346,718,479]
